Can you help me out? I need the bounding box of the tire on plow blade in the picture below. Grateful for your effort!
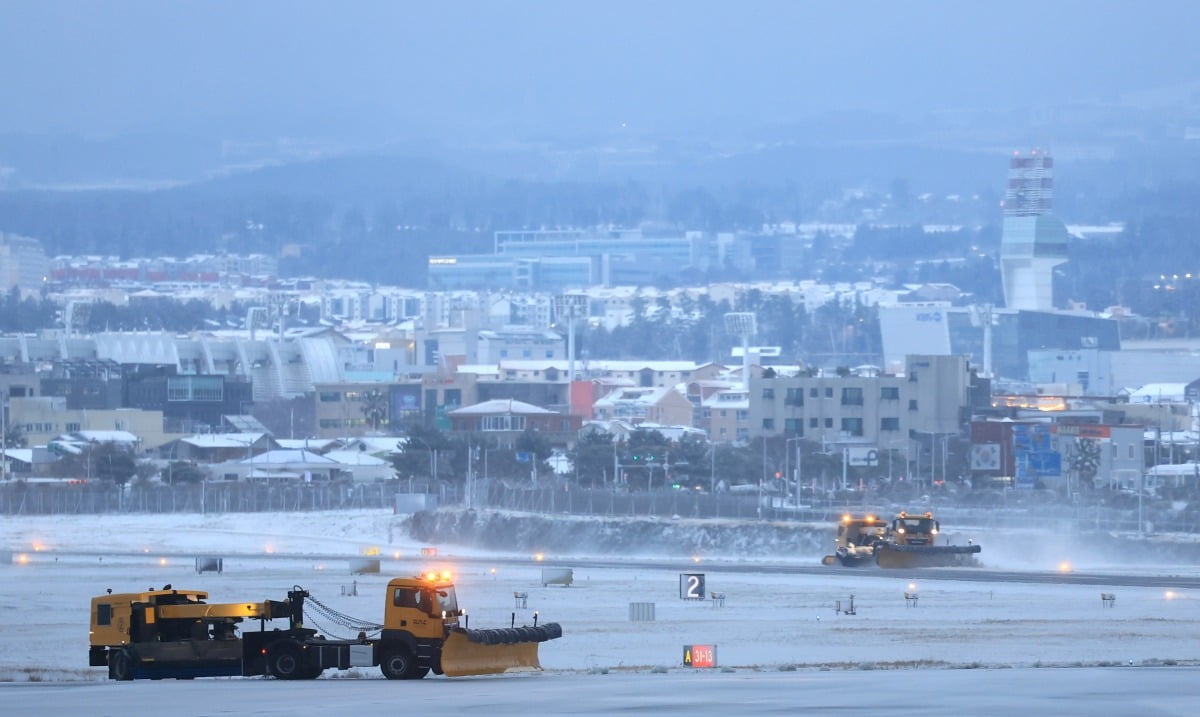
[440,623,563,677]
[875,544,982,569]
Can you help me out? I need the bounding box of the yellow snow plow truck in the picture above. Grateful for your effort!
[89,574,562,681]
[822,511,981,569]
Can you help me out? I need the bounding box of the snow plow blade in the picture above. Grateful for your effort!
[875,544,981,569]
[439,623,563,677]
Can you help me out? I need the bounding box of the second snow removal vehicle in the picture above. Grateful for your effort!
[822,511,981,568]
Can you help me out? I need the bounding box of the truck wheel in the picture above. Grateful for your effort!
[109,649,135,681]
[267,641,306,680]
[380,648,417,680]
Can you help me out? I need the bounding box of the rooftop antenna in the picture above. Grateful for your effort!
[723,312,757,386]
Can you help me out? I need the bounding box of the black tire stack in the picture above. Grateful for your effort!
[458,623,563,644]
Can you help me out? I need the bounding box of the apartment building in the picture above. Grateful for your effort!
[749,355,978,449]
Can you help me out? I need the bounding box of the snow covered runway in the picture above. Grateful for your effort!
[2,509,1199,713]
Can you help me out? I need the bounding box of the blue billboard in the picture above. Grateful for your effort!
[1012,424,1060,488]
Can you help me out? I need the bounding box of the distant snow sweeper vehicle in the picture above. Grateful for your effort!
[821,511,981,568]
[89,574,562,681]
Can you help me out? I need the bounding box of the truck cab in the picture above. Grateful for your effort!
[384,575,461,640]
[890,511,939,546]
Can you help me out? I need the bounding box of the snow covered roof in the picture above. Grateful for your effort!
[592,377,637,387]
[498,359,699,373]
[336,437,404,455]
[275,439,338,452]
[1,448,34,464]
[322,450,391,467]
[244,468,301,480]
[701,388,749,408]
[456,364,502,377]
[1128,383,1190,403]
[1146,462,1200,476]
[75,430,141,444]
[449,399,556,416]
[621,422,708,441]
[237,449,338,465]
[181,433,267,449]
[593,387,678,408]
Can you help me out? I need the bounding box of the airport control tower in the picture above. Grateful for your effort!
[999,151,1069,311]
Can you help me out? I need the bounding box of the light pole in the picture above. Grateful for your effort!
[464,438,475,508]
[709,442,718,494]
[404,436,436,481]
[785,437,803,507]
[0,390,7,482]
[224,436,257,481]
[882,438,911,483]
[940,435,948,487]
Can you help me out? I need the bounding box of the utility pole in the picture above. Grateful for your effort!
[1,391,6,482]
[465,440,473,508]
[710,443,716,494]
[841,446,848,491]
[612,443,619,488]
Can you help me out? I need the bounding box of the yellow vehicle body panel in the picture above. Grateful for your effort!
[439,630,542,677]
[156,602,276,620]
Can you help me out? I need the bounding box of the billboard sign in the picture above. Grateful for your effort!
[846,447,879,467]
[1012,424,1058,488]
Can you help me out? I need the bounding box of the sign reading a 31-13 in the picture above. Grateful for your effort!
[683,644,717,668]
[679,573,706,600]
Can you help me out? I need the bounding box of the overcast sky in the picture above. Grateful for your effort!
[2,1,1198,140]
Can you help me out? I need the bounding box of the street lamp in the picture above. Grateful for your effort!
[403,436,436,480]
[785,437,803,507]
[709,441,719,495]
[882,438,910,482]
[223,435,257,481]
[0,390,7,482]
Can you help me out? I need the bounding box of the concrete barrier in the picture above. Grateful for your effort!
[394,494,438,514]
[541,567,573,587]
[194,556,224,574]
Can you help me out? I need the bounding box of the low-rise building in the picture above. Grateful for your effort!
[9,396,174,450]
[593,386,694,428]
[448,399,582,448]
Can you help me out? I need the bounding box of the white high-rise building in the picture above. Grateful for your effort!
[0,233,49,297]
[999,152,1069,311]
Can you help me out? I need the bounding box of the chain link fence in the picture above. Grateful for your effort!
[4,479,1200,537]
[0,481,404,515]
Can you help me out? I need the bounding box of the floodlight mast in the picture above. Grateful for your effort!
[723,312,757,386]
[556,293,588,409]
[968,303,996,378]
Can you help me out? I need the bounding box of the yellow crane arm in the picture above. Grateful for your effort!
[156,601,280,620]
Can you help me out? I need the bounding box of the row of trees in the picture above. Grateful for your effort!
[388,425,933,494]
[573,289,880,366]
[0,288,288,335]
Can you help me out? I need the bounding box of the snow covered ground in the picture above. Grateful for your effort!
[2,509,1199,714]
